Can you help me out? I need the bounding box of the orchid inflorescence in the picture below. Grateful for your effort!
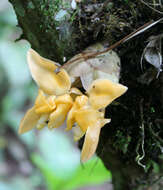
[19,48,128,162]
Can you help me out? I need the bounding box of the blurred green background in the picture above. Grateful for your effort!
[0,1,112,190]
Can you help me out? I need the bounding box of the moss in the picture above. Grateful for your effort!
[26,31,40,48]
[13,0,25,17]
[10,0,157,63]
[27,1,35,9]
[113,130,132,154]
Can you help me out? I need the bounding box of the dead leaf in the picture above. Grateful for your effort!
[141,34,163,77]
[64,43,121,90]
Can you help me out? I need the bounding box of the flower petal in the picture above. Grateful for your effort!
[19,107,40,134]
[80,71,94,91]
[73,124,85,141]
[66,106,76,131]
[69,88,82,95]
[35,90,56,114]
[74,108,103,132]
[36,114,49,130]
[88,79,128,109]
[74,95,88,108]
[54,94,73,131]
[48,104,71,129]
[69,87,83,100]
[54,94,73,105]
[27,49,71,95]
[66,95,89,131]
[80,123,101,162]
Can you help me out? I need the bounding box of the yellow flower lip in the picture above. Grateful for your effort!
[66,95,88,131]
[27,49,71,95]
[74,108,103,132]
[48,104,70,129]
[87,79,128,109]
[47,94,73,129]
[35,90,56,114]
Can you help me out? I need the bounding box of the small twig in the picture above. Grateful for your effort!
[65,21,153,65]
[150,175,163,186]
[56,18,163,72]
[139,0,163,15]
[148,122,163,145]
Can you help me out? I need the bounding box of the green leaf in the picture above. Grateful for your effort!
[32,153,111,190]
[37,130,79,179]
[64,157,111,190]
[31,154,66,190]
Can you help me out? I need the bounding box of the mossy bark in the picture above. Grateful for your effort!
[9,0,163,189]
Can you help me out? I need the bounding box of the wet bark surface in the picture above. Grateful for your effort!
[9,0,163,189]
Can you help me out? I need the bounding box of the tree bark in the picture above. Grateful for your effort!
[9,0,163,189]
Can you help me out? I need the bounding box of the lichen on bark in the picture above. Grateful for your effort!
[9,0,163,189]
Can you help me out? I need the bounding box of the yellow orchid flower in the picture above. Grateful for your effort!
[19,49,73,134]
[19,48,128,163]
[66,94,110,162]
[19,90,73,134]
[74,107,111,162]
[67,78,127,162]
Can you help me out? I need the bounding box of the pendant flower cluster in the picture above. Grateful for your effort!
[19,49,128,162]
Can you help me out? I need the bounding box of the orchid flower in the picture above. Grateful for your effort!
[19,89,73,134]
[19,48,128,163]
[19,49,73,134]
[66,79,127,162]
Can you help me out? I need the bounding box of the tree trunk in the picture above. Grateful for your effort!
[9,0,163,189]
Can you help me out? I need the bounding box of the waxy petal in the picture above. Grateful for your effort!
[48,94,73,129]
[88,79,128,109]
[80,123,101,162]
[75,95,88,108]
[36,114,49,130]
[48,104,71,129]
[69,87,83,100]
[66,107,76,131]
[73,125,85,141]
[75,108,103,132]
[80,118,110,162]
[19,107,40,134]
[35,90,56,114]
[27,49,71,95]
[69,88,82,95]
[66,95,88,131]
[54,94,73,106]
